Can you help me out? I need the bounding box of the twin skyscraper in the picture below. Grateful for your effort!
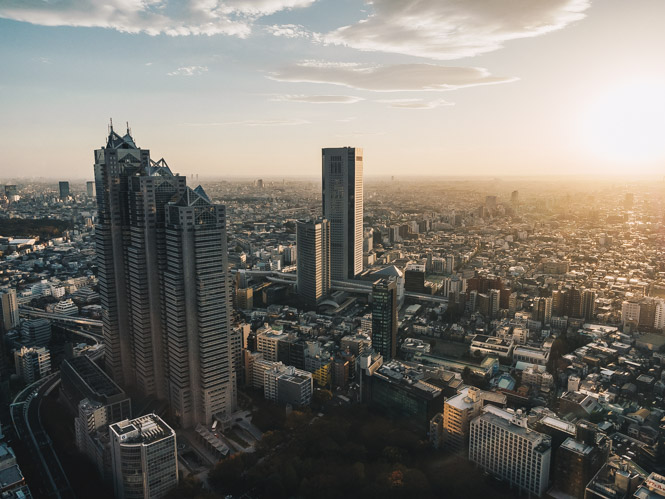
[94,124,234,428]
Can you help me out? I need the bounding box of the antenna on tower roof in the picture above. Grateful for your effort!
[109,118,114,134]
[126,121,131,136]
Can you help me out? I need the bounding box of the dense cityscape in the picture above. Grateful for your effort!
[0,125,663,498]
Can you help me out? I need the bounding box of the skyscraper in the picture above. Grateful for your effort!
[59,181,70,199]
[94,123,234,427]
[86,180,94,197]
[0,289,19,332]
[296,218,330,306]
[163,187,235,427]
[322,147,363,280]
[371,278,397,361]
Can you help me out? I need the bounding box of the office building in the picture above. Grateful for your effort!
[86,180,95,197]
[296,218,330,306]
[263,363,313,407]
[365,360,444,430]
[0,289,19,332]
[552,422,610,499]
[110,414,178,499]
[54,298,78,316]
[404,263,427,294]
[21,318,52,347]
[371,278,397,361]
[14,346,51,383]
[582,289,597,322]
[94,124,234,428]
[163,186,235,427]
[622,300,641,327]
[60,356,131,422]
[4,185,18,198]
[533,297,552,325]
[59,181,70,199]
[441,387,506,453]
[469,406,551,497]
[322,147,363,280]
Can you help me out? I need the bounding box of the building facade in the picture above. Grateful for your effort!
[371,278,397,361]
[469,406,551,497]
[110,414,178,499]
[94,124,234,428]
[0,289,19,332]
[296,219,330,306]
[322,147,363,280]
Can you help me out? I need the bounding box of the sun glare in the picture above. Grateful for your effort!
[584,80,665,165]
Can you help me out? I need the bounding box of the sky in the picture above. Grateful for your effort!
[1,0,664,180]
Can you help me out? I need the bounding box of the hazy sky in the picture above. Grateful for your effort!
[1,0,664,179]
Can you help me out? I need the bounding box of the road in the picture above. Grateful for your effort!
[11,374,75,498]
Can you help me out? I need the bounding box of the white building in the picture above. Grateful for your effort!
[469,406,551,497]
[513,346,550,366]
[622,301,641,326]
[14,346,51,383]
[264,363,313,406]
[256,326,288,362]
[54,298,78,316]
[110,414,178,499]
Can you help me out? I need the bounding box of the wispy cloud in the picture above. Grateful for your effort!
[325,0,590,60]
[270,61,517,92]
[266,24,318,40]
[168,66,208,76]
[0,0,316,37]
[272,94,363,104]
[182,119,310,127]
[377,98,454,109]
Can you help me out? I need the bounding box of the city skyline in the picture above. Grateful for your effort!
[2,0,665,178]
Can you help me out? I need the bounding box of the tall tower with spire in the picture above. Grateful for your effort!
[94,121,235,426]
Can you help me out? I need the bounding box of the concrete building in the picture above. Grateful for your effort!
[110,414,178,499]
[264,363,313,406]
[94,124,235,428]
[0,289,19,332]
[622,301,641,327]
[371,278,397,361]
[14,346,51,383]
[59,181,70,199]
[54,298,78,316]
[86,180,95,197]
[61,356,131,422]
[469,406,551,497]
[322,147,363,280]
[296,219,330,306]
[20,318,52,347]
[163,186,236,427]
[256,326,288,362]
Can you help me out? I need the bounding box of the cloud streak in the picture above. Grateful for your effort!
[183,119,310,126]
[270,61,517,92]
[377,98,454,109]
[325,0,590,60]
[0,0,316,37]
[273,94,363,104]
[168,65,209,76]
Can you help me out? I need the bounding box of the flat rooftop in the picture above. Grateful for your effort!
[64,356,125,398]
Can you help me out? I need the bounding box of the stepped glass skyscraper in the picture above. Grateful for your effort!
[94,123,235,427]
[322,147,363,280]
[371,278,397,361]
